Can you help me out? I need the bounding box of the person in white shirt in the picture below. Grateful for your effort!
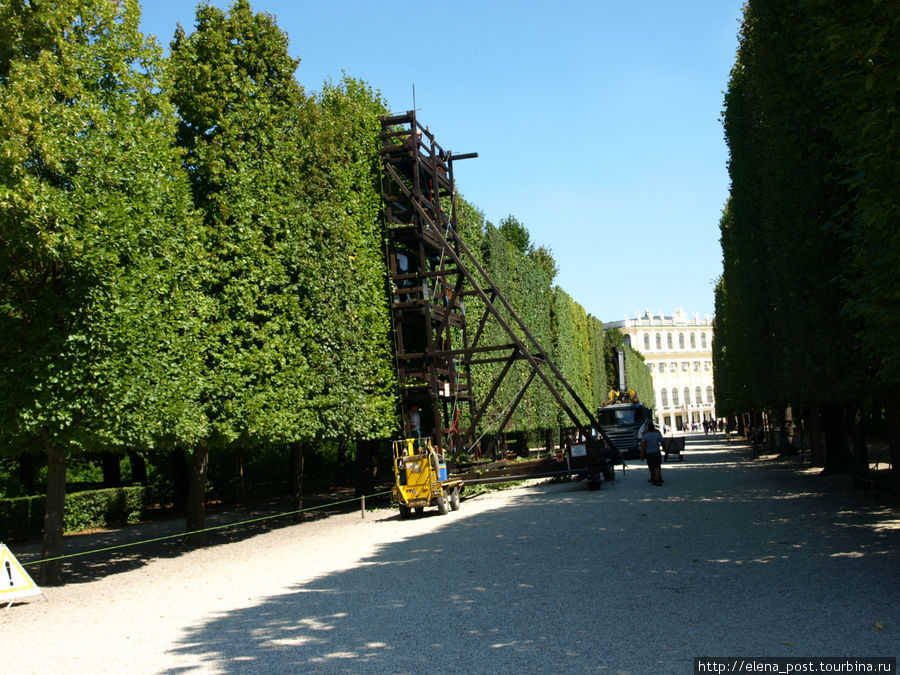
[640,422,665,486]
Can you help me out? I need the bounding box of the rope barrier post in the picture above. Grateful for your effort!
[361,495,366,519]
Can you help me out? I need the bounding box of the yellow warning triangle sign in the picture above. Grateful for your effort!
[0,543,42,603]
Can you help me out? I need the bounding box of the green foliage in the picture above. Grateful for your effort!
[170,4,396,451]
[170,0,314,448]
[623,345,654,408]
[716,0,898,416]
[587,317,609,410]
[64,486,146,530]
[297,76,397,441]
[808,1,900,387]
[551,287,593,426]
[0,494,45,542]
[498,215,530,255]
[0,486,146,542]
[470,220,556,433]
[0,0,204,457]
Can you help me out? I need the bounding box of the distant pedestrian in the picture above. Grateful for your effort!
[640,421,664,486]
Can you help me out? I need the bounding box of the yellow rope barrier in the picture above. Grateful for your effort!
[22,490,393,567]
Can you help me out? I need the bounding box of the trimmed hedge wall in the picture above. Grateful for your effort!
[0,486,146,543]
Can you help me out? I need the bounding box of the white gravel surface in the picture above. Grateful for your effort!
[2,437,898,674]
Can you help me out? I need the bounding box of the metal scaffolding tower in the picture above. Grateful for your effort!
[380,111,615,479]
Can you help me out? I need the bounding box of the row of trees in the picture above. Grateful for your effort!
[714,0,899,485]
[1,0,650,581]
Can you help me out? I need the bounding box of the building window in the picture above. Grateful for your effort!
[679,333,685,349]
[696,386,702,405]
[661,389,669,408]
[670,362,677,372]
[672,388,680,406]
[684,387,691,405]
[681,362,688,372]
[706,386,714,404]
[644,333,650,351]
[701,332,707,349]
[693,361,700,372]
[690,333,696,349]
[667,332,673,349]
[656,333,662,349]
[704,361,711,371]
[624,334,632,348]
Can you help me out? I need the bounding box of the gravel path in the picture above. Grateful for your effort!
[2,436,898,673]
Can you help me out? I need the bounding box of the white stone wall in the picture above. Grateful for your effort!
[606,308,716,432]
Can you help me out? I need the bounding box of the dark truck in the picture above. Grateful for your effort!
[595,400,653,459]
[595,346,654,459]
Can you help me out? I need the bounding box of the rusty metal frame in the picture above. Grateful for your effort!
[380,110,613,464]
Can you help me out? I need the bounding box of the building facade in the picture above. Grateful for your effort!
[604,308,715,432]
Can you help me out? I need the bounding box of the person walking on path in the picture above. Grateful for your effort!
[641,421,664,486]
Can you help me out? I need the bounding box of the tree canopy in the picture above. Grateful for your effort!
[0,0,203,579]
[717,0,900,479]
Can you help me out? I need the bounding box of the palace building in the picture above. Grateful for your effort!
[604,308,716,432]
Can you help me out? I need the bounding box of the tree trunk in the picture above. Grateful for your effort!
[885,387,900,495]
[515,430,528,458]
[184,444,210,546]
[822,403,850,474]
[128,450,148,485]
[101,452,121,487]
[808,405,825,467]
[849,402,868,474]
[336,437,348,486]
[289,442,305,522]
[39,435,67,585]
[355,439,377,497]
[172,447,189,512]
[236,452,246,503]
[775,408,791,455]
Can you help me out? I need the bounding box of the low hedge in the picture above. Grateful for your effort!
[0,486,146,543]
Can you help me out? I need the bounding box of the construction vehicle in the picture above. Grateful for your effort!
[392,437,463,518]
[596,347,654,459]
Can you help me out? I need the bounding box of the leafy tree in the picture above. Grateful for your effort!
[169,3,397,528]
[551,288,593,427]
[718,0,899,478]
[169,0,315,535]
[587,316,608,411]
[0,0,203,581]
[291,76,397,489]
[498,215,530,255]
[530,244,558,284]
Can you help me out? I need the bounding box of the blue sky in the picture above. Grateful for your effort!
[140,0,744,323]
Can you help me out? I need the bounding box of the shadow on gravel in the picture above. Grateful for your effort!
[13,489,393,585]
[163,442,900,672]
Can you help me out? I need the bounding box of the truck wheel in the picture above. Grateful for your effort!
[436,494,449,515]
[414,507,424,516]
[587,479,602,491]
[399,505,411,520]
[603,467,615,482]
[450,488,460,511]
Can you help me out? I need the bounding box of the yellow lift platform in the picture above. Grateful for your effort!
[392,437,463,519]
